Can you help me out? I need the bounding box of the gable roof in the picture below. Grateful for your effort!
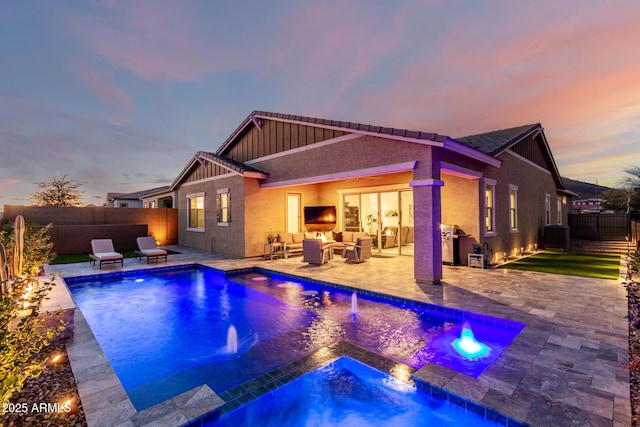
[456,123,542,156]
[170,151,268,190]
[457,123,567,189]
[216,110,451,157]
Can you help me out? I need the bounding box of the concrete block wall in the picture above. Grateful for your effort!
[2,205,178,253]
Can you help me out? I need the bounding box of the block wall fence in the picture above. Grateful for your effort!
[1,205,178,254]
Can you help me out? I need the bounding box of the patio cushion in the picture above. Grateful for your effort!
[333,232,342,242]
[278,233,294,244]
[342,231,353,242]
[292,233,305,243]
[140,248,167,257]
[94,252,122,261]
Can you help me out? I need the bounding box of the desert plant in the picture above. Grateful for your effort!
[1,223,55,277]
[12,215,24,278]
[0,273,65,405]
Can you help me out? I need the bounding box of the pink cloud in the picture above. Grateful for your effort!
[77,66,135,117]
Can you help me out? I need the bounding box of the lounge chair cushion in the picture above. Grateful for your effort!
[139,248,166,257]
[94,252,123,261]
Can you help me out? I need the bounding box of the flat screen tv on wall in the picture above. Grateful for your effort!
[304,206,337,231]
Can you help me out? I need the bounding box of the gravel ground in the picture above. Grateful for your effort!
[1,341,86,427]
[626,278,640,426]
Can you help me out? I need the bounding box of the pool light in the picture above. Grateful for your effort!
[135,278,144,283]
[452,322,491,360]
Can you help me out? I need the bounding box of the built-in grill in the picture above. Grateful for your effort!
[441,224,458,264]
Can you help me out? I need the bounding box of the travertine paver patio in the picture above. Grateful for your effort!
[44,247,631,427]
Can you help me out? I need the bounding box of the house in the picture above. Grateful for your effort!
[168,111,573,284]
[106,186,174,208]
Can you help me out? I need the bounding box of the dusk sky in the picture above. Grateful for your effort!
[1,1,640,208]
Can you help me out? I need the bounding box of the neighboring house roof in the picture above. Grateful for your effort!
[170,151,268,190]
[106,186,171,202]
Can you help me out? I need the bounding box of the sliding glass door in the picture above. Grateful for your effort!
[341,189,413,255]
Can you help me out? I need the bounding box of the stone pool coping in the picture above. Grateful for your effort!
[56,262,530,426]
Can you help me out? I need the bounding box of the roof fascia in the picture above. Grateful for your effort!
[443,138,502,168]
[170,152,260,190]
[251,113,446,147]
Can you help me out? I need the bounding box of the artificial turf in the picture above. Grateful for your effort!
[498,251,621,279]
[49,249,180,265]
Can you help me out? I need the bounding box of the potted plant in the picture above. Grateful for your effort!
[266,232,277,244]
[473,243,482,254]
[366,214,377,235]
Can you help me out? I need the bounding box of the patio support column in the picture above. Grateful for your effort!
[410,178,443,284]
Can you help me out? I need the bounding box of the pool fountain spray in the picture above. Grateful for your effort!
[226,325,238,354]
[452,322,491,360]
[351,292,358,316]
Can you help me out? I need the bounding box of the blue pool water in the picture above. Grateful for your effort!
[206,356,504,427]
[67,266,525,411]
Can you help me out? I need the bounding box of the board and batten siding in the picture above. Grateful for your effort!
[184,161,234,183]
[510,134,555,174]
[223,119,348,163]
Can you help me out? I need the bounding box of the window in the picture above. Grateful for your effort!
[509,185,518,231]
[557,197,562,225]
[217,188,231,225]
[484,179,496,235]
[545,194,551,225]
[187,193,205,231]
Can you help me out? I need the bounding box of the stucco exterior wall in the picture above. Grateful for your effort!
[243,181,321,257]
[441,174,480,242]
[177,175,246,257]
[250,135,425,185]
[481,150,560,262]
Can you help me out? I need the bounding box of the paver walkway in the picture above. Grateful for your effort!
[44,248,631,426]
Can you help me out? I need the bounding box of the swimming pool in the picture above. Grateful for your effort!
[206,356,506,427]
[67,265,525,412]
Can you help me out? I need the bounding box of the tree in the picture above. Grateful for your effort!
[621,167,640,212]
[30,174,84,207]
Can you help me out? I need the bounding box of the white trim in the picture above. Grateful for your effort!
[484,177,497,186]
[439,161,483,179]
[337,183,411,194]
[186,227,205,233]
[216,188,231,195]
[409,179,444,187]
[504,149,552,175]
[243,171,268,179]
[244,134,363,165]
[260,161,417,189]
[217,222,230,227]
[181,173,237,187]
[252,114,446,147]
[186,191,205,199]
[509,184,518,231]
[484,179,496,237]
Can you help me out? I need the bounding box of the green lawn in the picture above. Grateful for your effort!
[50,249,180,265]
[498,251,621,279]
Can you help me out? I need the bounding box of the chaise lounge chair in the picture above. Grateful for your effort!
[135,236,168,264]
[90,239,124,269]
[302,238,333,265]
[341,237,372,263]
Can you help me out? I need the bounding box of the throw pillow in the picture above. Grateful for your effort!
[333,231,342,242]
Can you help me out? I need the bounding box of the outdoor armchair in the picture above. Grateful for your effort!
[302,238,333,265]
[341,237,372,263]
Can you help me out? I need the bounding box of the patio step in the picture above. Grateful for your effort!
[570,239,633,256]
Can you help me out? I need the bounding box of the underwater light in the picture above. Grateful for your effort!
[135,278,144,283]
[452,323,491,360]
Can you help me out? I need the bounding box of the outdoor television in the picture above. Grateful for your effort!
[304,206,337,231]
